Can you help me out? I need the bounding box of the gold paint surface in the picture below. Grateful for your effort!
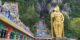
[51,5,64,37]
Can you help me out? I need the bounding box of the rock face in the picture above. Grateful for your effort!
[62,3,71,13]
[61,3,71,19]
[52,0,63,4]
[36,0,49,18]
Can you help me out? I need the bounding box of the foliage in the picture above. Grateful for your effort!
[64,0,80,39]
[69,18,80,38]
[69,0,80,17]
[18,0,39,33]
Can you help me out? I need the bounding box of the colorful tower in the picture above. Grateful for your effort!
[0,22,6,38]
[4,25,14,40]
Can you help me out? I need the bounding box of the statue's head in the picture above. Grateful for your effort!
[54,5,60,12]
[50,3,60,13]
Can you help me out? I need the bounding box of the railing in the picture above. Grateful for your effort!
[0,14,34,38]
[0,38,14,40]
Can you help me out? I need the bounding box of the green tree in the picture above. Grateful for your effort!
[69,18,80,38]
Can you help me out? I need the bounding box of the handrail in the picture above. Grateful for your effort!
[0,14,34,38]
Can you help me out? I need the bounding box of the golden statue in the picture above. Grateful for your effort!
[51,5,64,38]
